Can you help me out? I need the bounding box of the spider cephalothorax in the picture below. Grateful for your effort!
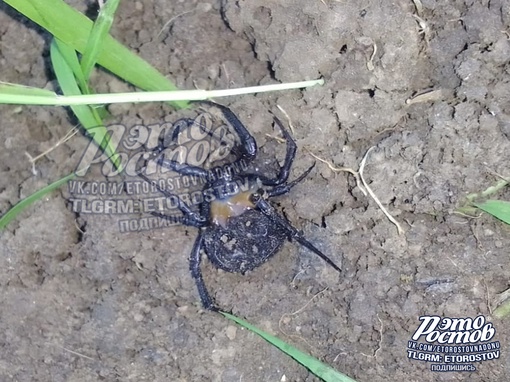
[138,101,341,311]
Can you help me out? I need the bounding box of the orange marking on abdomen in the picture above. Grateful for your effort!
[210,191,255,228]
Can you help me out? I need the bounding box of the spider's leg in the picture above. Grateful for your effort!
[263,116,297,186]
[194,101,257,161]
[137,171,207,227]
[152,118,194,152]
[134,144,210,225]
[168,118,195,143]
[189,231,218,311]
[157,157,209,178]
[247,116,298,186]
[136,140,209,181]
[266,163,315,198]
[252,196,341,273]
[136,117,209,178]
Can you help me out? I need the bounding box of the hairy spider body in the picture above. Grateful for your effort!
[203,208,287,274]
[139,101,341,311]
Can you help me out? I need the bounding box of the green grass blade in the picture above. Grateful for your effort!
[0,81,56,97]
[0,173,77,229]
[52,37,90,96]
[466,179,508,202]
[81,0,120,81]
[474,200,510,225]
[51,39,99,123]
[4,0,188,109]
[220,311,358,382]
[493,300,510,319]
[50,39,121,170]
[52,38,107,115]
[0,79,324,106]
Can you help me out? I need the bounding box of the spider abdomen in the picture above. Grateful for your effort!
[203,209,287,274]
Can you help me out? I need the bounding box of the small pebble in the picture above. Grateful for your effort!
[198,3,212,12]
[226,325,237,340]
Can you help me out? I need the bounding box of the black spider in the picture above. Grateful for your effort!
[138,101,341,311]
